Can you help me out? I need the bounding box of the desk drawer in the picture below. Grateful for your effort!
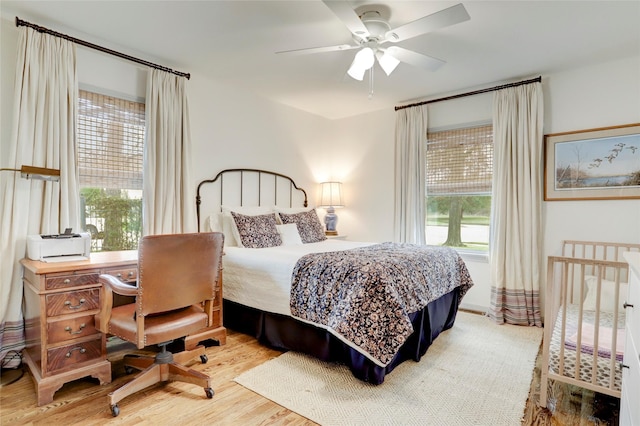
[103,267,137,283]
[47,315,97,344]
[46,273,99,290]
[46,289,100,317]
[47,338,102,373]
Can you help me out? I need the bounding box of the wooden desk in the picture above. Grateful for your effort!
[21,251,226,406]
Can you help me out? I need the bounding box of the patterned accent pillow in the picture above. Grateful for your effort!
[230,212,282,248]
[278,209,326,243]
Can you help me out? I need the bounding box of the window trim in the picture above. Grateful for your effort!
[457,249,489,263]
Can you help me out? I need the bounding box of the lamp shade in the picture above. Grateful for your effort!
[347,47,375,81]
[318,182,344,208]
[376,50,400,76]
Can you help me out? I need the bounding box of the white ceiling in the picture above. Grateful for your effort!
[1,1,639,119]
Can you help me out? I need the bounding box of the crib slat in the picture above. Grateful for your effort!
[540,240,640,407]
[608,267,622,390]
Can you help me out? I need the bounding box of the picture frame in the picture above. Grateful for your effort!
[544,123,640,201]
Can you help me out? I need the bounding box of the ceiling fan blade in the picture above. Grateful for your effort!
[322,0,370,39]
[385,3,470,42]
[276,44,359,55]
[384,46,445,72]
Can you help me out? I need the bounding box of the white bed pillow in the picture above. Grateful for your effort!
[221,206,275,247]
[207,213,222,232]
[278,209,327,243]
[276,223,303,245]
[211,210,237,247]
[583,275,628,313]
[206,213,236,247]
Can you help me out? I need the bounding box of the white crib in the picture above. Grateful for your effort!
[539,240,640,408]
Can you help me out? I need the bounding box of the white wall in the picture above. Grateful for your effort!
[327,55,640,314]
[0,16,333,227]
[2,15,638,315]
[187,73,330,194]
[542,55,640,257]
[77,48,147,101]
[322,91,494,312]
[330,56,640,252]
[324,109,396,243]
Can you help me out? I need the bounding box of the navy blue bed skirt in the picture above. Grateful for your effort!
[222,287,460,385]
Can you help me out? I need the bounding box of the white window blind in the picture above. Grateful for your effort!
[426,125,493,195]
[77,90,145,190]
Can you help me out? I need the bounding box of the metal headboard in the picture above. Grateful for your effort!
[196,168,308,232]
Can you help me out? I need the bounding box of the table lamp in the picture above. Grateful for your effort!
[319,182,344,236]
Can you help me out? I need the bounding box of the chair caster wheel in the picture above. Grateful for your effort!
[205,387,214,399]
[111,404,120,417]
[200,354,208,364]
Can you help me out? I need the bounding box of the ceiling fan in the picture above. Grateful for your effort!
[277,1,471,81]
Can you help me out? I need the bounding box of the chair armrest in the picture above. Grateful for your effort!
[99,274,138,297]
[95,274,138,333]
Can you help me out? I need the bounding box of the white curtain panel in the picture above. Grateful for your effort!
[394,104,427,244]
[143,69,195,235]
[0,28,80,367]
[489,82,544,326]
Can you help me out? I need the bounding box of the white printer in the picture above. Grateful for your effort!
[27,229,91,262]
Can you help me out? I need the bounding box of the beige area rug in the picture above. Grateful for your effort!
[234,311,543,425]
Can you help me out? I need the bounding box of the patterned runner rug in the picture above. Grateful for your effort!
[234,311,543,425]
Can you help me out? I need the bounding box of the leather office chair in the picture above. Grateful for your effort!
[96,232,224,417]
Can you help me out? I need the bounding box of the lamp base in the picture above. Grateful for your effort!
[324,207,338,235]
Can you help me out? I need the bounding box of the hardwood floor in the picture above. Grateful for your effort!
[522,344,619,426]
[1,329,619,425]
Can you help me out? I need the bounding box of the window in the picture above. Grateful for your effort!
[77,90,144,252]
[425,124,493,252]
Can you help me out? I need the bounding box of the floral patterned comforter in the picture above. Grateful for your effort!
[289,242,474,366]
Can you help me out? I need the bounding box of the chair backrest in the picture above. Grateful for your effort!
[136,232,224,316]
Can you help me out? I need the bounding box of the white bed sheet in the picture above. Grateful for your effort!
[223,240,373,316]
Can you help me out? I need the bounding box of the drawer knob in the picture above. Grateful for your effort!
[65,347,87,358]
[128,271,134,277]
[64,323,86,335]
[623,301,634,309]
[63,278,71,284]
[64,298,86,309]
[116,273,122,278]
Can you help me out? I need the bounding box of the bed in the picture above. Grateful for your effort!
[196,168,474,384]
[540,240,640,407]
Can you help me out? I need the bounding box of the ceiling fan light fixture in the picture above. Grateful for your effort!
[347,63,366,81]
[309,1,469,90]
[347,47,375,81]
[376,50,400,76]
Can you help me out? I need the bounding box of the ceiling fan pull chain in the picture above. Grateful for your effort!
[368,66,374,100]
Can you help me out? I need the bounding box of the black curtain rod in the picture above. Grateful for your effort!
[395,76,542,111]
[15,17,190,80]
